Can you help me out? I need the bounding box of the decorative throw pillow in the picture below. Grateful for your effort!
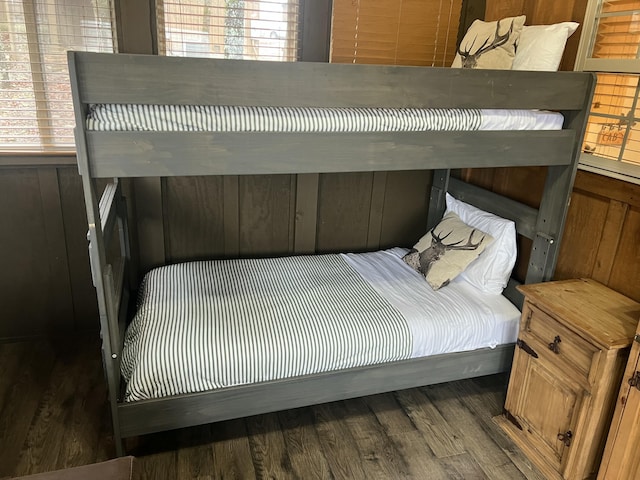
[512,22,580,71]
[446,193,517,295]
[451,15,526,69]
[403,212,493,290]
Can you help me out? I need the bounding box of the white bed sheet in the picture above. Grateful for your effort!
[122,248,521,401]
[479,109,564,130]
[342,248,520,358]
[86,104,563,133]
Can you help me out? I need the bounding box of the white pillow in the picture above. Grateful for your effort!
[445,193,516,295]
[512,22,579,71]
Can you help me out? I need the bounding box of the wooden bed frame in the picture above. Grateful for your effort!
[68,52,595,455]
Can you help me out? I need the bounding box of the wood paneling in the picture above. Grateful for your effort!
[0,169,73,340]
[58,168,103,330]
[133,177,165,273]
[555,171,640,303]
[379,170,432,248]
[316,173,374,252]
[238,175,295,257]
[607,206,640,302]
[555,189,609,280]
[163,176,225,263]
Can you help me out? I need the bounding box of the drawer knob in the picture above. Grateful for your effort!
[557,430,573,447]
[629,371,640,390]
[548,335,562,354]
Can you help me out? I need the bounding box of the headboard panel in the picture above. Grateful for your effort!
[70,52,594,110]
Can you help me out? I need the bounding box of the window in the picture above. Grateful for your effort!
[575,0,640,182]
[330,0,463,66]
[156,0,301,62]
[0,0,116,152]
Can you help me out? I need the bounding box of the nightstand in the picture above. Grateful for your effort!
[494,279,640,480]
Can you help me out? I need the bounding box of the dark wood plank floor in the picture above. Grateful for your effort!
[0,337,544,479]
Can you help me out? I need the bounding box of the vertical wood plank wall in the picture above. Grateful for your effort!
[555,171,640,301]
[0,165,101,340]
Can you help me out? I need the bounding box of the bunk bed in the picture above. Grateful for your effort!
[68,51,595,455]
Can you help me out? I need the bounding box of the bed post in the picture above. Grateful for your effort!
[427,169,450,229]
[526,73,596,284]
[68,52,125,456]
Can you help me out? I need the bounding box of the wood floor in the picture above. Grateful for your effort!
[0,337,545,479]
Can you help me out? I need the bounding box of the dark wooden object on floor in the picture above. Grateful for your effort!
[496,279,640,480]
[0,338,547,480]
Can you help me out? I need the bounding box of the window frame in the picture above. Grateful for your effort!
[574,0,640,184]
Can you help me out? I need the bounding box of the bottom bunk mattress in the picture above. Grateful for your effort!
[121,248,520,402]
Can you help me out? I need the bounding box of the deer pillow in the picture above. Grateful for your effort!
[451,15,526,69]
[403,211,494,290]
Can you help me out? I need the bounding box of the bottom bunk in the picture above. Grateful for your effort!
[107,190,524,453]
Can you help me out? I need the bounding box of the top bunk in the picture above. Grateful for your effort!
[68,52,595,179]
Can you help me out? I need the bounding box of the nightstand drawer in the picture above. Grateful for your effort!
[522,302,598,380]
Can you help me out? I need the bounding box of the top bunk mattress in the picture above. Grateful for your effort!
[85,104,564,133]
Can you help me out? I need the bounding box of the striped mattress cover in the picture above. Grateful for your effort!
[121,248,520,402]
[86,104,564,133]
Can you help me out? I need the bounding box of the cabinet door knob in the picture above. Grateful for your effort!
[557,430,572,447]
[548,335,561,354]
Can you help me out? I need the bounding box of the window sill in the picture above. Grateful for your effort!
[578,153,640,186]
[0,151,77,168]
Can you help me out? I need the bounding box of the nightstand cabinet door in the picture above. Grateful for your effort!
[504,325,590,475]
[505,304,597,475]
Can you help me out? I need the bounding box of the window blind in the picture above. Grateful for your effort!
[330,0,463,66]
[577,0,640,169]
[0,0,116,152]
[156,0,300,61]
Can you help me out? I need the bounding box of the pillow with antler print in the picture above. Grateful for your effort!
[403,212,494,290]
[451,15,526,69]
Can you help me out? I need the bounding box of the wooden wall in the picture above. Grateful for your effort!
[137,172,431,273]
[0,164,101,340]
[555,171,640,302]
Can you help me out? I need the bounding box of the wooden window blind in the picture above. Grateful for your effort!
[156,0,300,61]
[330,0,463,66]
[577,0,640,171]
[0,0,116,152]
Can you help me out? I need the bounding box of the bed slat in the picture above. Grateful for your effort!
[448,177,538,240]
[99,180,119,247]
[85,130,576,178]
[117,344,514,438]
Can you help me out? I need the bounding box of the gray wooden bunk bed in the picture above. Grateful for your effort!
[68,51,595,456]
